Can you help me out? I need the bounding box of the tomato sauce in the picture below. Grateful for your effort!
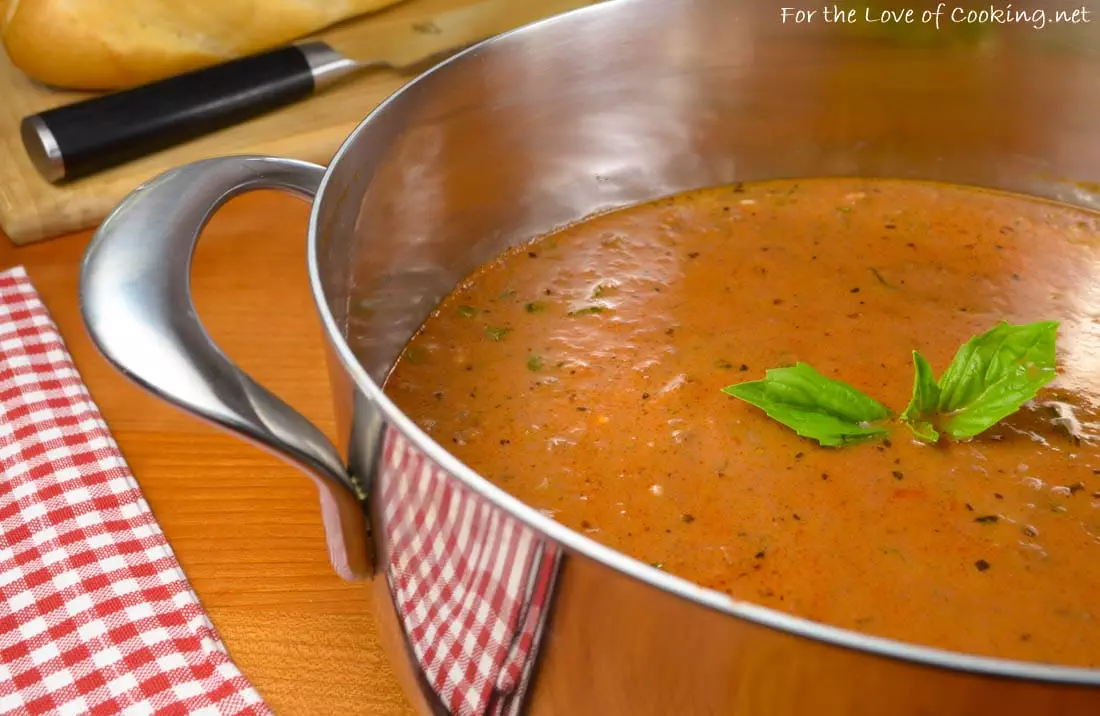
[383,179,1100,666]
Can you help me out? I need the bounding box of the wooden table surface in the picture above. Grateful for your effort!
[0,192,415,715]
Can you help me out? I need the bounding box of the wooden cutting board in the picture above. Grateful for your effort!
[0,0,593,245]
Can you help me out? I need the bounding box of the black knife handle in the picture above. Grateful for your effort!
[20,44,323,183]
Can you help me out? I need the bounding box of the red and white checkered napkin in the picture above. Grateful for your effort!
[380,430,562,716]
[0,266,269,716]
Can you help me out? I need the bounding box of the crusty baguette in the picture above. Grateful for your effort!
[0,0,408,90]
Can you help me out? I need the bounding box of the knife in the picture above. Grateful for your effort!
[20,0,596,184]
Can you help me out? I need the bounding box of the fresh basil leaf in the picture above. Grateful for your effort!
[722,362,890,447]
[936,321,1058,439]
[900,351,940,442]
[486,326,512,341]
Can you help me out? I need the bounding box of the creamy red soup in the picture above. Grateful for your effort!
[383,179,1100,667]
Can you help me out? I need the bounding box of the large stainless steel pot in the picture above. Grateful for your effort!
[79,0,1100,713]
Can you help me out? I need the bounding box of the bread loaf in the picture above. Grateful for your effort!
[0,0,407,90]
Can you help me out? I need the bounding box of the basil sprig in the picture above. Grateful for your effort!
[721,363,891,447]
[723,321,1059,447]
[903,320,1059,441]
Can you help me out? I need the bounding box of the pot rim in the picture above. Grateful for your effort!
[306,0,1100,687]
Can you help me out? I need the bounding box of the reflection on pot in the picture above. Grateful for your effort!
[377,428,563,715]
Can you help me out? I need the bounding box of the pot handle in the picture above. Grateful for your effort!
[79,155,370,581]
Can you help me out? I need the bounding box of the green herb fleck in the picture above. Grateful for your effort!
[457,305,477,318]
[499,289,517,301]
[592,284,606,298]
[567,305,605,317]
[837,205,853,214]
[722,362,891,447]
[527,354,543,371]
[405,346,428,364]
[525,302,545,314]
[486,326,512,342]
[651,562,664,570]
[868,267,897,289]
[715,359,734,370]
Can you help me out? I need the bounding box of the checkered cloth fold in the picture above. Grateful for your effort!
[0,266,268,716]
[381,430,562,716]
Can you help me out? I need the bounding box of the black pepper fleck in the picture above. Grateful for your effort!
[850,287,861,293]
[739,364,749,372]
[975,559,991,572]
[975,515,999,524]
[681,513,696,524]
[642,392,650,400]
[754,551,766,559]
[892,470,904,480]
